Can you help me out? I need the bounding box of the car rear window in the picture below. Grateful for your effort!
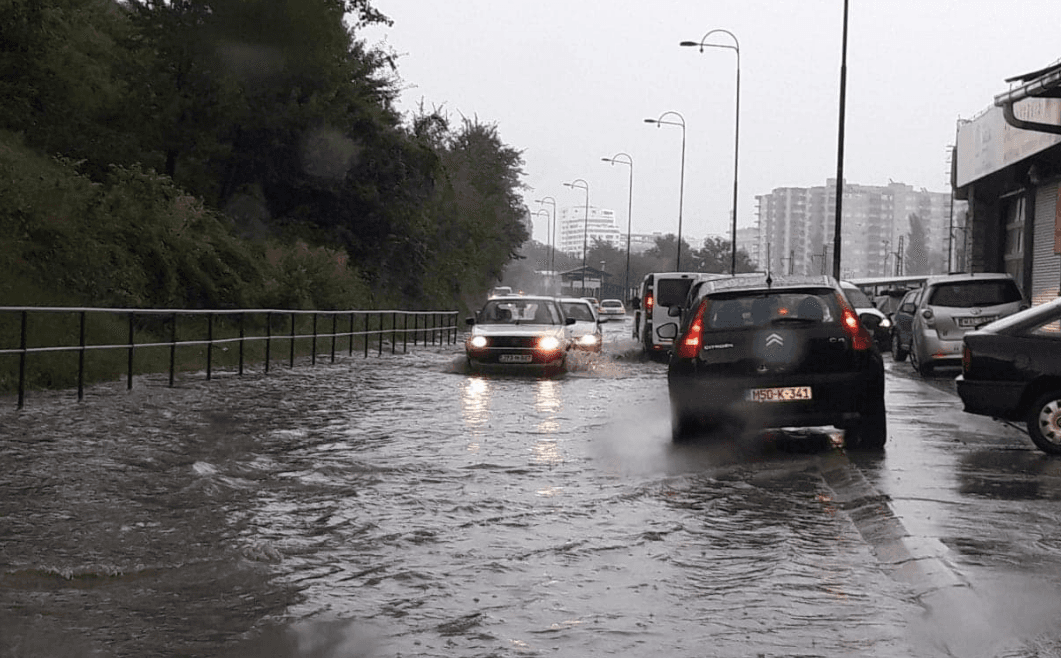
[704,290,839,329]
[927,281,1022,308]
[657,278,694,307]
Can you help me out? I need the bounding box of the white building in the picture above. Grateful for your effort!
[558,205,621,258]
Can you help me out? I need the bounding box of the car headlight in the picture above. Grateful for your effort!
[578,334,599,346]
[879,317,891,329]
[537,336,561,351]
[468,336,488,349]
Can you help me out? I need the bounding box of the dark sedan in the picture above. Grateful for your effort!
[956,296,1061,454]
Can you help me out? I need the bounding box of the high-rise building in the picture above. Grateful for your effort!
[558,206,621,258]
[755,180,964,279]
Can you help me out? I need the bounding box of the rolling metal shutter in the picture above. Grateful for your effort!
[1031,180,1061,304]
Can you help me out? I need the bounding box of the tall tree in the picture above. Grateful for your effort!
[906,213,930,275]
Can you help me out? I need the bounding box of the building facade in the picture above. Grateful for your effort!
[755,180,962,279]
[557,205,621,257]
[955,61,1061,306]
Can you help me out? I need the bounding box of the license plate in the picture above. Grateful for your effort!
[499,353,533,363]
[957,316,996,328]
[747,386,812,402]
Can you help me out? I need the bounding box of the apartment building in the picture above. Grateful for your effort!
[755,180,961,279]
[557,205,621,257]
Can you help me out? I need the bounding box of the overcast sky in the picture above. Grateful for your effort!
[360,1,1061,246]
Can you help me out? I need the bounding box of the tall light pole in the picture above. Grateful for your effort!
[535,208,551,269]
[645,112,686,271]
[832,0,850,280]
[534,196,557,273]
[602,153,634,301]
[681,29,740,275]
[564,179,590,294]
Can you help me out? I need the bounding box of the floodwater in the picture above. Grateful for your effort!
[3,320,1061,657]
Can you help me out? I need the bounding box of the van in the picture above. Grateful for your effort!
[633,272,702,357]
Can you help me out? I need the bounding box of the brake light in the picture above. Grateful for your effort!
[836,294,873,351]
[645,294,654,311]
[676,301,707,359]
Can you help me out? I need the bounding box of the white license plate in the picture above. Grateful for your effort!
[747,386,812,402]
[957,316,996,328]
[499,353,533,363]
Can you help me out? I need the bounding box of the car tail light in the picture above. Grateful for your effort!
[836,294,873,351]
[645,294,654,311]
[675,301,707,359]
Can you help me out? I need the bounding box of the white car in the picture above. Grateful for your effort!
[598,299,626,321]
[465,296,573,375]
[559,297,602,352]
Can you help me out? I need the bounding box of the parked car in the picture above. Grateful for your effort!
[956,296,1061,454]
[598,298,626,321]
[889,287,920,362]
[559,297,602,352]
[662,274,886,449]
[841,281,891,352]
[465,296,573,375]
[904,273,1025,376]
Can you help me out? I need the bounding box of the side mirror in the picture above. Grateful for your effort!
[656,323,679,339]
[565,317,576,326]
[465,317,475,326]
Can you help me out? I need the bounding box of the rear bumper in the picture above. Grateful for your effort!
[668,370,880,429]
[955,375,1024,421]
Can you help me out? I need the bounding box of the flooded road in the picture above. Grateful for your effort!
[3,319,1061,657]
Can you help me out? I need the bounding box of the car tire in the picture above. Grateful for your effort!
[845,394,887,450]
[671,409,695,443]
[890,332,907,362]
[909,342,933,377]
[1026,391,1061,455]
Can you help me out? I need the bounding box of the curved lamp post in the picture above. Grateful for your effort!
[601,153,634,301]
[534,196,557,273]
[645,112,686,271]
[563,179,590,294]
[681,29,740,275]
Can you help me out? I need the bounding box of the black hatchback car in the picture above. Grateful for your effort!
[956,295,1061,454]
[661,275,886,449]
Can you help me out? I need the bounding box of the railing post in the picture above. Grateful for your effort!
[413,314,419,346]
[331,314,337,363]
[433,313,438,346]
[391,312,397,355]
[403,313,409,353]
[238,312,245,376]
[169,313,177,387]
[17,310,27,410]
[289,313,296,368]
[206,313,213,381]
[78,311,86,402]
[349,313,355,356]
[265,312,272,374]
[127,313,135,390]
[377,312,383,356]
[311,313,318,366]
[364,313,369,358]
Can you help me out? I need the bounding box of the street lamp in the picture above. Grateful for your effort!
[534,196,557,273]
[644,112,686,271]
[535,208,550,267]
[681,29,740,275]
[563,179,590,294]
[601,153,633,301]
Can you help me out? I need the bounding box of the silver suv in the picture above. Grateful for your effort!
[907,273,1024,376]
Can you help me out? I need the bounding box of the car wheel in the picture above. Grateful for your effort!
[671,409,695,443]
[845,393,887,450]
[1026,391,1061,455]
[909,341,933,377]
[890,332,907,362]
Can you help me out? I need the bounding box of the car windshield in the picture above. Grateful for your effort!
[479,300,560,324]
[927,281,1022,307]
[704,291,839,329]
[561,302,595,322]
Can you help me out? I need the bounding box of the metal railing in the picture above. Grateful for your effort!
[0,307,460,409]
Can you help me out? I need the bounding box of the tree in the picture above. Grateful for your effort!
[905,213,930,275]
[689,236,757,274]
